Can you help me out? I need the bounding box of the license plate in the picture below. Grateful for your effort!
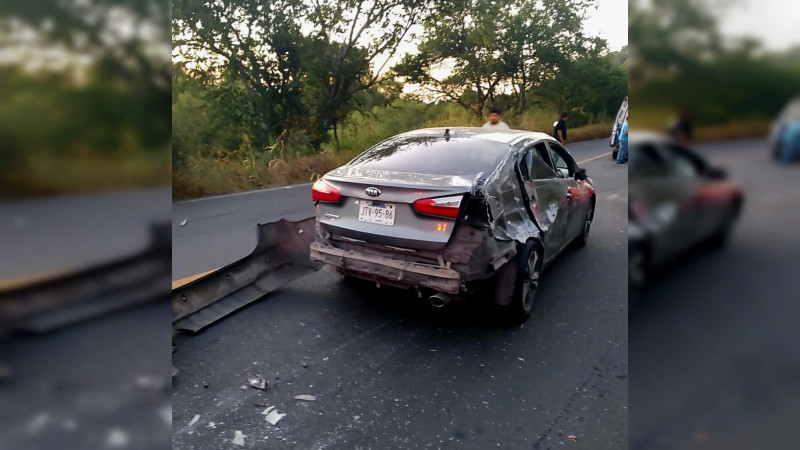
[358,201,395,226]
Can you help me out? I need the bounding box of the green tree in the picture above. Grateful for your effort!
[173,0,431,152]
[394,0,597,119]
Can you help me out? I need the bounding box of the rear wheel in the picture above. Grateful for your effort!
[498,240,543,322]
[574,201,595,248]
[628,242,649,311]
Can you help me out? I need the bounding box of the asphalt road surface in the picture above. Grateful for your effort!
[629,138,800,449]
[171,138,629,449]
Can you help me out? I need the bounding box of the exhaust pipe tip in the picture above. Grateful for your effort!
[428,293,451,308]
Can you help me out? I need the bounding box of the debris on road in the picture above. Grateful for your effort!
[187,414,200,427]
[207,422,216,429]
[568,435,577,442]
[247,373,268,390]
[261,406,275,415]
[239,385,248,390]
[300,361,308,368]
[264,408,286,426]
[294,395,317,401]
[232,430,246,447]
[255,402,267,408]
[106,428,130,447]
[180,219,188,226]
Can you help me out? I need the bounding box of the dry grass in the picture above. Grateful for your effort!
[1,152,171,198]
[694,120,772,141]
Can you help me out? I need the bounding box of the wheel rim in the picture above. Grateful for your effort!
[583,207,593,237]
[522,252,540,312]
[629,248,646,287]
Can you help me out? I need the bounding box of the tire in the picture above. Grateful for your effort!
[628,242,649,310]
[772,143,782,160]
[707,197,742,248]
[498,240,543,322]
[573,200,595,248]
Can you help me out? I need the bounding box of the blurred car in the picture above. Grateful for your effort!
[628,132,743,299]
[769,97,800,162]
[610,96,629,160]
[310,127,596,321]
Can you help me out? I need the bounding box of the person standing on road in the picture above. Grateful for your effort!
[670,112,693,146]
[482,109,510,129]
[553,112,569,145]
[616,116,629,164]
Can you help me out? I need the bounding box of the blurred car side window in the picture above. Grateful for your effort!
[530,144,559,180]
[663,145,703,177]
[630,143,669,177]
[545,142,573,178]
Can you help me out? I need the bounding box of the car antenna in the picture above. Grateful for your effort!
[444,128,451,142]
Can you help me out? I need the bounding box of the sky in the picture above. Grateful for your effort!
[583,0,628,51]
[717,0,798,51]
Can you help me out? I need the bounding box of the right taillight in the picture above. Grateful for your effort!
[413,195,463,219]
[312,179,341,203]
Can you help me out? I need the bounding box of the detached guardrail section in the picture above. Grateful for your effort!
[171,218,320,333]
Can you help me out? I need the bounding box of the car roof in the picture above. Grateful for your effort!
[629,130,673,144]
[400,127,556,145]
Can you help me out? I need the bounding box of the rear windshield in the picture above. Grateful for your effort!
[348,136,510,176]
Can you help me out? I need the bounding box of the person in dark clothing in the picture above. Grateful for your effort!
[670,113,693,146]
[553,112,569,145]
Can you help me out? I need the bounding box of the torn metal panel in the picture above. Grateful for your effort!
[482,150,542,244]
[172,218,320,333]
[0,223,170,335]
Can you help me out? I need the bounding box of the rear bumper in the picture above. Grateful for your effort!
[309,242,461,294]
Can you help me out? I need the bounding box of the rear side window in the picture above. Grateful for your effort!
[348,136,510,175]
[630,143,669,177]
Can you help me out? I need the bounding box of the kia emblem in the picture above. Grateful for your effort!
[365,187,381,197]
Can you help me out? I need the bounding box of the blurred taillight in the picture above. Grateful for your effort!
[312,179,341,202]
[413,196,462,219]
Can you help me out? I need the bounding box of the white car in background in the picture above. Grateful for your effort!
[610,97,628,160]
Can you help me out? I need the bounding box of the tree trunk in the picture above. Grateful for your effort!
[333,122,340,152]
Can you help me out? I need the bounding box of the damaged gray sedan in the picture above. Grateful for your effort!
[310,128,596,320]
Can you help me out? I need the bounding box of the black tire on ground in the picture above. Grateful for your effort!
[772,143,782,160]
[573,199,595,248]
[707,196,743,248]
[628,242,649,311]
[497,240,543,322]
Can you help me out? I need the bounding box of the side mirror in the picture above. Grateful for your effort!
[575,167,588,180]
[707,167,727,180]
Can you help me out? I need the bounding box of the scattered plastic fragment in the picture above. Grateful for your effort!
[207,422,216,429]
[294,395,317,401]
[247,374,268,390]
[518,357,525,362]
[188,414,200,427]
[180,219,188,226]
[232,430,246,447]
[265,409,286,426]
[255,402,267,408]
[300,361,308,368]
[240,385,248,390]
[106,428,130,447]
[27,413,50,434]
[568,435,577,442]
[261,406,276,415]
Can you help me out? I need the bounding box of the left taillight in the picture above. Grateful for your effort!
[312,179,341,203]
[413,195,463,219]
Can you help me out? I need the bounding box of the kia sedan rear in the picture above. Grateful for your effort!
[310,128,596,320]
